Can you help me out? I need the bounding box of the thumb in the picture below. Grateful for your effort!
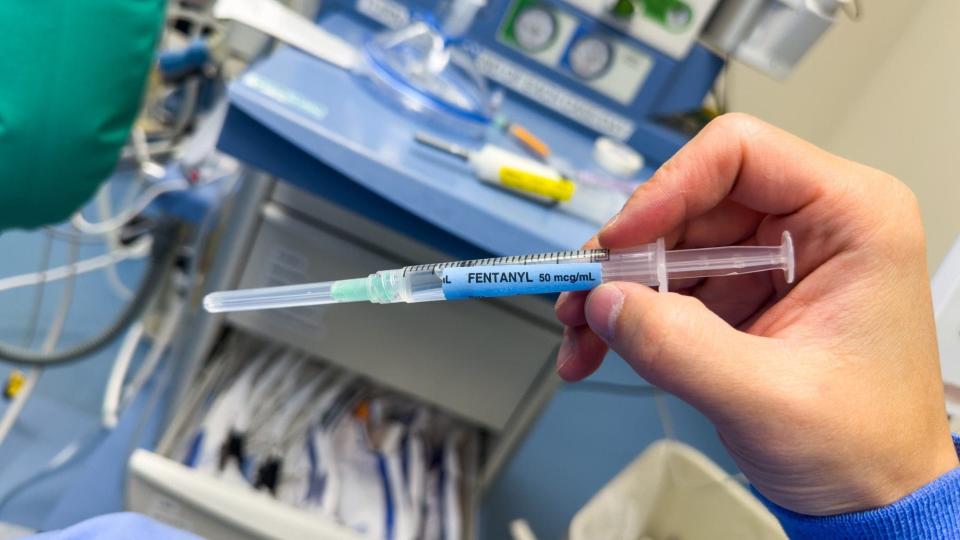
[584,282,775,410]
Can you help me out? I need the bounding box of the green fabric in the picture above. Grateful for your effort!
[0,0,166,230]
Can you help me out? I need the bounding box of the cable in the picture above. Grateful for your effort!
[0,3,224,505]
[131,126,151,166]
[121,299,184,411]
[42,238,80,353]
[122,323,184,490]
[0,237,80,447]
[0,221,180,365]
[0,234,54,453]
[97,181,134,299]
[0,237,178,514]
[0,238,151,294]
[0,366,41,454]
[41,226,109,245]
[103,167,235,426]
[101,296,184,429]
[122,269,215,489]
[0,298,180,517]
[119,139,178,163]
[108,167,236,424]
[70,180,189,235]
[101,322,146,430]
[21,233,54,348]
[170,78,202,142]
[0,152,232,513]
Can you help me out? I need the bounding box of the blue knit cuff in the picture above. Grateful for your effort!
[757,435,960,539]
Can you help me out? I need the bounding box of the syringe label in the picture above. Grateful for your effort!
[441,263,602,300]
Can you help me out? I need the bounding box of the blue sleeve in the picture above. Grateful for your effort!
[759,435,960,539]
[27,513,201,540]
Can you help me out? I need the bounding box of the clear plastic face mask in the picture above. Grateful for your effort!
[356,18,493,136]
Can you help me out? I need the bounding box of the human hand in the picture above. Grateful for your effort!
[554,114,958,515]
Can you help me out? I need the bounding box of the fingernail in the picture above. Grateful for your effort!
[556,327,577,373]
[586,284,624,342]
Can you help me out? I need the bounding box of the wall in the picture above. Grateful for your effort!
[727,0,959,269]
[824,0,960,271]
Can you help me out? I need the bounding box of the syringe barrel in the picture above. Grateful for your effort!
[385,243,665,303]
[662,231,795,283]
[600,242,663,287]
[602,231,795,286]
[417,232,794,301]
[379,248,610,303]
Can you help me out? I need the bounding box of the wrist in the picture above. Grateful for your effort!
[758,435,960,539]
[875,432,960,509]
[730,427,959,516]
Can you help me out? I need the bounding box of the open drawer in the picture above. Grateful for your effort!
[132,180,563,539]
[225,183,563,432]
[128,450,363,540]
[133,330,491,540]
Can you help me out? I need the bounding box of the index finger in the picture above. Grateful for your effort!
[599,113,839,248]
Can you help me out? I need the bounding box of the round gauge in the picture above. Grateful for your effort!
[513,6,558,52]
[665,3,693,31]
[568,36,614,80]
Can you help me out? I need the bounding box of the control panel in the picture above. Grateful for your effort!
[323,0,725,164]
[498,0,654,105]
[563,0,719,59]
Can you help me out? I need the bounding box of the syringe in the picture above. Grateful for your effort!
[203,232,795,313]
[414,133,627,225]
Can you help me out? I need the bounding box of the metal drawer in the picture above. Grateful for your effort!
[227,191,562,431]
